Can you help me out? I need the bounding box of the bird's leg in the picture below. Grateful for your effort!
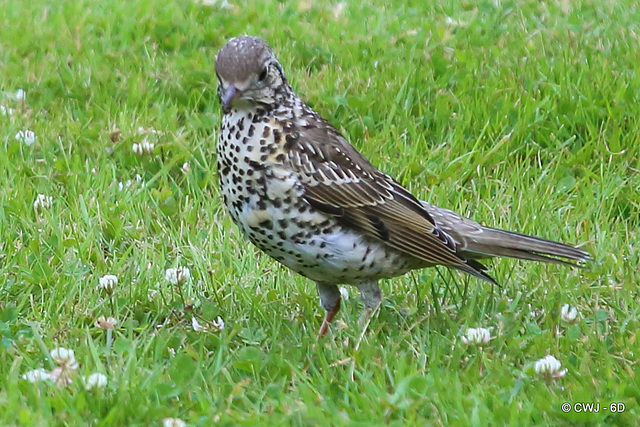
[316,282,341,336]
[357,280,382,327]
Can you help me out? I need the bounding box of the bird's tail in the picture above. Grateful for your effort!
[420,202,592,269]
[459,226,591,266]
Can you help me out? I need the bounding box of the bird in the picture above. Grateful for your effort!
[214,36,591,335]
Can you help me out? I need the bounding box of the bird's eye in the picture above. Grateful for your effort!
[258,67,268,82]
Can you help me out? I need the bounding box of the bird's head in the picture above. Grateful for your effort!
[215,36,289,112]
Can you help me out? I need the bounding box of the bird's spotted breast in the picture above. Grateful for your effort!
[217,108,421,284]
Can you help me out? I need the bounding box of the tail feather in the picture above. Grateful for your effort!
[461,226,592,265]
[420,202,592,278]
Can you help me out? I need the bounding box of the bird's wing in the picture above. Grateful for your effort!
[283,119,492,281]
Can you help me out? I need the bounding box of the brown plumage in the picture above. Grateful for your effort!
[214,36,591,335]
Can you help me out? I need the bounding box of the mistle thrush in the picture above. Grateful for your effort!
[214,36,591,335]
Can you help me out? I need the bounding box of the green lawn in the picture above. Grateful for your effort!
[1,0,638,425]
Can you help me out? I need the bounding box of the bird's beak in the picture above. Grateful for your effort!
[222,84,237,109]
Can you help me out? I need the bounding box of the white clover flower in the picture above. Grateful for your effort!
[15,129,36,146]
[94,316,118,330]
[461,327,492,345]
[50,347,74,363]
[22,368,51,383]
[84,372,108,390]
[50,347,79,370]
[165,267,191,286]
[162,418,186,427]
[212,316,225,331]
[97,274,118,294]
[0,105,14,116]
[181,162,191,174]
[48,347,79,387]
[132,139,155,155]
[560,304,579,323]
[534,355,567,379]
[191,317,205,332]
[15,89,26,101]
[192,316,224,332]
[33,194,53,211]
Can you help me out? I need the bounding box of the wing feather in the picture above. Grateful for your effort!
[285,119,475,271]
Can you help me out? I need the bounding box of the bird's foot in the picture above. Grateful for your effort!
[318,299,341,337]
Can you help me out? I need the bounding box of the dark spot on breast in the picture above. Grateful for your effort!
[259,220,273,229]
[362,246,372,262]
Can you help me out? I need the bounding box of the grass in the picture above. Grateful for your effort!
[0,0,638,425]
